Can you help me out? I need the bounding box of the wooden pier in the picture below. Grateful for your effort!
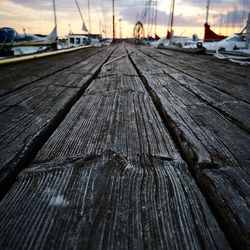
[0,44,249,249]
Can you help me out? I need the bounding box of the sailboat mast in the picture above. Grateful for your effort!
[112,0,115,42]
[154,0,158,36]
[52,0,57,37]
[205,0,210,24]
[99,19,102,37]
[170,0,175,35]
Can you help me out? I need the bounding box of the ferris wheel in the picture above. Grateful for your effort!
[133,21,145,42]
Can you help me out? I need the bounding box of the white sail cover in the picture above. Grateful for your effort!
[82,21,88,32]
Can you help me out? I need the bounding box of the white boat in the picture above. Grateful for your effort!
[151,35,201,49]
[66,34,103,47]
[201,33,247,52]
[203,11,250,54]
[67,34,90,47]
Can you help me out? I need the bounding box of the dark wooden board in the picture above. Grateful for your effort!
[33,90,177,164]
[0,47,102,96]
[0,45,229,249]
[136,47,250,133]
[142,47,250,104]
[151,47,250,81]
[129,46,250,248]
[0,153,229,250]
[33,46,178,164]
[0,47,115,196]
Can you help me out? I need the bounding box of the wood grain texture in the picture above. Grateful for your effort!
[0,47,101,96]
[129,46,250,248]
[0,153,229,250]
[138,47,250,133]
[0,45,229,249]
[34,46,178,164]
[34,90,178,164]
[0,47,114,195]
[148,48,250,103]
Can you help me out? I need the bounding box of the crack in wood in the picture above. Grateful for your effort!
[128,45,250,249]
[0,47,117,199]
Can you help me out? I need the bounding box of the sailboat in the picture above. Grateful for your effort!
[203,0,227,42]
[151,0,201,49]
[202,25,248,52]
[66,0,102,47]
[0,27,57,56]
[0,0,58,56]
[201,1,249,52]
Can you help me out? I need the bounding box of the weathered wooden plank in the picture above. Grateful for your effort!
[32,46,177,163]
[152,47,250,82]
[0,84,78,168]
[0,153,229,249]
[169,72,250,132]
[0,45,229,249]
[135,47,250,133]
[0,47,102,96]
[129,47,250,248]
[37,48,114,89]
[0,47,115,196]
[141,47,250,104]
[86,48,146,94]
[34,90,177,163]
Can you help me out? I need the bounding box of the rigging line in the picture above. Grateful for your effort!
[102,49,135,68]
[141,0,153,35]
[92,0,103,25]
[101,4,109,37]
[87,0,91,34]
[152,1,157,28]
[151,0,158,35]
[240,0,248,26]
[100,4,106,36]
[92,0,105,36]
[141,0,151,22]
[74,0,84,22]
[232,1,237,32]
[140,6,146,21]
[148,1,154,35]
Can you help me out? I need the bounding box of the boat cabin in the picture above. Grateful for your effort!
[67,34,90,47]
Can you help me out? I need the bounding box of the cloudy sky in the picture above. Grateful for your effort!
[0,0,249,38]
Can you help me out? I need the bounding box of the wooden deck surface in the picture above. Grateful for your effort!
[0,44,249,249]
